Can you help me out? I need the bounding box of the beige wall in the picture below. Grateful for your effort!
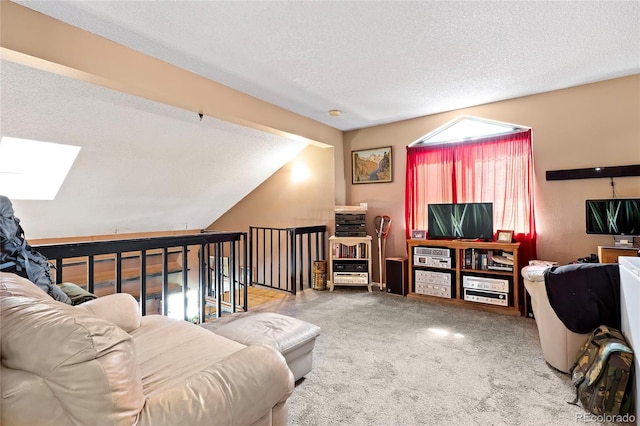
[344,75,640,266]
[208,144,336,233]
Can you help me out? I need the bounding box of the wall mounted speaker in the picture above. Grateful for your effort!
[546,164,640,181]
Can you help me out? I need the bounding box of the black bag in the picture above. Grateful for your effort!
[0,195,71,304]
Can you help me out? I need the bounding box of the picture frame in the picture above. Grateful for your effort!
[352,146,392,184]
[411,230,427,239]
[496,230,514,243]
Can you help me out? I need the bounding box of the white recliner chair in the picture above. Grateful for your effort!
[522,265,590,373]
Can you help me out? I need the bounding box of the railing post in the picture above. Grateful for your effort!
[182,245,189,322]
[55,258,63,283]
[261,228,266,288]
[115,252,123,294]
[249,227,254,287]
[229,241,236,313]
[140,250,147,316]
[216,242,223,318]
[306,233,312,292]
[87,255,95,294]
[277,229,282,290]
[289,228,297,295]
[242,233,248,310]
[161,247,169,316]
[199,243,208,324]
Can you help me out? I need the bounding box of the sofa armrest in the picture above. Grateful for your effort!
[138,344,295,426]
[76,293,142,332]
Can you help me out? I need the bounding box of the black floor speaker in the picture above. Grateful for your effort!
[385,257,408,296]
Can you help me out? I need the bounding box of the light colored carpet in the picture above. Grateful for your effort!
[203,288,623,426]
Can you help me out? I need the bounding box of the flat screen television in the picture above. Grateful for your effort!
[427,202,494,240]
[585,198,640,236]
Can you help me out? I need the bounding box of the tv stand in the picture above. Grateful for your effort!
[408,239,522,316]
[598,245,637,264]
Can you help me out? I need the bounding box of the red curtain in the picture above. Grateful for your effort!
[405,129,537,263]
[405,146,455,235]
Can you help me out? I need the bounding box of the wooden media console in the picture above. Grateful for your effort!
[407,239,522,316]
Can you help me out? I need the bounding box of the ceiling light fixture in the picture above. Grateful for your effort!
[328,110,341,117]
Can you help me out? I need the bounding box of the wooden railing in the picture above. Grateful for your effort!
[34,231,247,322]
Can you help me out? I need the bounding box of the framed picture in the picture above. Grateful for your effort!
[496,230,514,243]
[352,146,392,184]
[411,230,427,239]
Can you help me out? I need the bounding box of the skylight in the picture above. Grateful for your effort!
[0,136,80,200]
[410,116,528,146]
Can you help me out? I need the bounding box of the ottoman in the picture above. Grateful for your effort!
[214,312,321,381]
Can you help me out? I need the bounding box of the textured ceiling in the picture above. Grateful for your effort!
[2,1,639,239]
[13,0,640,131]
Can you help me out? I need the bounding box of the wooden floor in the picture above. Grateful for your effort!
[245,286,288,308]
[205,285,288,318]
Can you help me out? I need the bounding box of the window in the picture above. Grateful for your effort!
[0,136,80,200]
[411,115,525,146]
[405,118,536,262]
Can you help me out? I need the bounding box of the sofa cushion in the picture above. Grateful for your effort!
[131,315,247,395]
[1,273,145,426]
[138,344,294,426]
[77,292,142,333]
[130,315,294,426]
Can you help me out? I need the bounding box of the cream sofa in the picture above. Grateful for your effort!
[0,272,294,426]
[522,265,590,373]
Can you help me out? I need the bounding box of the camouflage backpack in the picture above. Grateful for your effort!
[570,325,634,416]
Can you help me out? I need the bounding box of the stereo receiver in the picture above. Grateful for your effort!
[415,282,451,298]
[463,288,508,307]
[415,270,452,286]
[462,275,509,293]
[333,272,369,284]
[413,255,452,269]
[414,247,451,258]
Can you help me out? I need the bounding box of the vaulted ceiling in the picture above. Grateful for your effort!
[1,59,308,238]
[2,1,638,238]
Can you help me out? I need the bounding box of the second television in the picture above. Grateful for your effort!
[427,202,494,240]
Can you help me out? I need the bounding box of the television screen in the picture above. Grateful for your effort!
[585,198,640,236]
[427,202,494,240]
